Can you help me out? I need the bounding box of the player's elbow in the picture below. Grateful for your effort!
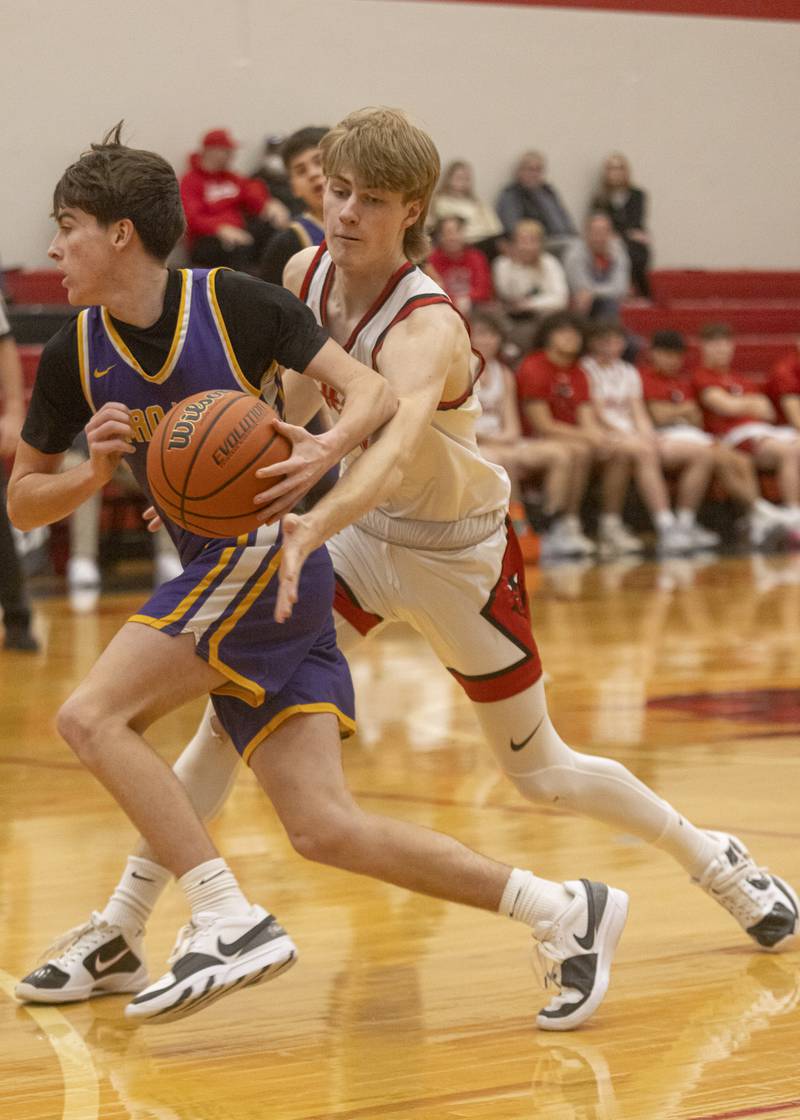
[5,480,31,532]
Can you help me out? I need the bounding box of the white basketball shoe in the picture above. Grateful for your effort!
[15,912,148,1003]
[531,879,630,1031]
[695,832,799,951]
[125,905,296,1024]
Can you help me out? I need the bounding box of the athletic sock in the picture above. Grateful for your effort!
[179,858,252,919]
[654,814,719,878]
[100,856,172,932]
[676,508,696,529]
[600,513,622,532]
[498,868,573,928]
[654,509,676,532]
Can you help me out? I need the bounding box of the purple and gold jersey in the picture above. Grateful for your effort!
[76,267,282,563]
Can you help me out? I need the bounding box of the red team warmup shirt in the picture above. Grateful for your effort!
[693,366,765,438]
[516,351,589,435]
[767,350,800,425]
[638,365,697,406]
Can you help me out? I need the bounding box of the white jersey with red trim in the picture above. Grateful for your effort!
[301,246,510,535]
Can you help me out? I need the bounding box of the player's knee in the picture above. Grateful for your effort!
[505,763,573,806]
[56,693,110,762]
[282,803,362,867]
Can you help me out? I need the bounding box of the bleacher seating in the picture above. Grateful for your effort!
[623,270,800,378]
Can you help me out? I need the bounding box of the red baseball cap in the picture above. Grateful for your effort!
[201,128,237,150]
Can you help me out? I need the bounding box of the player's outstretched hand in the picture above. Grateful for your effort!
[255,419,337,524]
[85,402,135,485]
[275,513,318,623]
[142,505,164,533]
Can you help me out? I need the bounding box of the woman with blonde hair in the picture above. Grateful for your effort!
[428,159,502,257]
[590,152,651,298]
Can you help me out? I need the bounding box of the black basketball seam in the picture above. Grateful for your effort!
[182,428,287,502]
[177,394,254,529]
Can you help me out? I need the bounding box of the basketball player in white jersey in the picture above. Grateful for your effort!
[21,110,797,1031]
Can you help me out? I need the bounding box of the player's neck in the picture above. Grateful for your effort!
[103,263,170,328]
[333,252,409,316]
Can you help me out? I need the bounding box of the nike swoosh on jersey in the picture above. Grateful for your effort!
[93,365,114,378]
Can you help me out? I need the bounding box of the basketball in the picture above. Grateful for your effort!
[146,390,290,538]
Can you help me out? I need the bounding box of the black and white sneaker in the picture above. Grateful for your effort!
[695,832,800,951]
[15,912,148,1004]
[532,879,629,1031]
[125,905,296,1024]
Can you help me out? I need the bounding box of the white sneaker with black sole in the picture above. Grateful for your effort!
[125,905,296,1024]
[532,879,629,1031]
[694,832,799,951]
[15,912,148,1004]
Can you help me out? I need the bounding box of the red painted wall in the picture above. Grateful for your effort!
[418,0,800,22]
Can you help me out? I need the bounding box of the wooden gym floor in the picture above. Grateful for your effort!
[0,552,798,1120]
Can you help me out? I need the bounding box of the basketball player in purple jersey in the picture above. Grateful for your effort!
[11,127,630,1028]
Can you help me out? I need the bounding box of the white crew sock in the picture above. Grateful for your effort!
[656,815,718,878]
[498,868,572,928]
[676,508,696,529]
[600,513,622,532]
[100,856,172,932]
[179,858,252,919]
[654,509,676,532]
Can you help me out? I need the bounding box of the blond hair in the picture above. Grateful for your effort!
[320,107,440,262]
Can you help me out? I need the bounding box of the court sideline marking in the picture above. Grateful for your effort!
[0,969,99,1120]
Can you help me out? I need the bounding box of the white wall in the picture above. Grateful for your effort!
[3,0,799,269]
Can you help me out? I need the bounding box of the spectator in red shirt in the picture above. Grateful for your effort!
[767,340,800,428]
[641,331,789,547]
[471,309,592,559]
[180,128,290,272]
[428,216,493,316]
[517,311,618,554]
[694,323,800,525]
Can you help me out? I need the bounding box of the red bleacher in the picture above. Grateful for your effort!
[4,269,69,306]
[623,270,800,376]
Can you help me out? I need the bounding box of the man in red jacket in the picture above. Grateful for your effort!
[180,128,289,271]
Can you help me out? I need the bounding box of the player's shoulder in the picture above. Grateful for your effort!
[283,246,320,296]
[214,266,305,313]
[39,313,80,366]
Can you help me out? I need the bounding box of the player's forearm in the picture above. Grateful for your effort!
[297,398,415,547]
[319,372,397,464]
[0,339,25,418]
[8,457,102,531]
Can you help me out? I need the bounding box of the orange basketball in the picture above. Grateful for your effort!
[146,390,290,538]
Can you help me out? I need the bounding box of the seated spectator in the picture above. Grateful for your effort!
[63,433,182,600]
[564,213,631,321]
[471,309,592,560]
[640,330,790,548]
[580,320,706,554]
[519,311,672,556]
[495,151,578,256]
[491,219,568,353]
[260,127,328,286]
[180,128,290,272]
[249,133,300,213]
[767,338,800,429]
[0,290,38,651]
[428,216,493,316]
[694,323,800,526]
[428,160,503,258]
[590,153,651,298]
